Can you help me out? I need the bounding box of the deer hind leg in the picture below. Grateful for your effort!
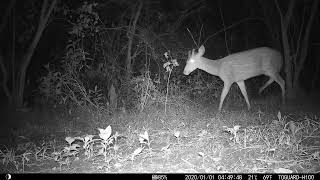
[236,81,251,110]
[259,78,274,94]
[219,82,232,111]
[272,73,285,104]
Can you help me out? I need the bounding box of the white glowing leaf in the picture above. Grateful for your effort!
[98,125,112,140]
[274,168,292,173]
[174,131,180,138]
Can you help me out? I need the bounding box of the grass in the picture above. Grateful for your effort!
[0,94,319,173]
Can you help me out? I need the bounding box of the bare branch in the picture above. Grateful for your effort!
[274,0,296,27]
[22,0,57,68]
[284,0,296,25]
[218,0,229,54]
[274,0,283,20]
[203,17,263,45]
[126,1,143,79]
[40,0,48,21]
[43,0,56,28]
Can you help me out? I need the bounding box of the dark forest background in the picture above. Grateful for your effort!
[0,0,319,112]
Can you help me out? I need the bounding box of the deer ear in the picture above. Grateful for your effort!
[188,50,191,58]
[198,45,205,56]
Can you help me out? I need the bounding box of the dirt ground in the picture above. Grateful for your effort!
[0,93,319,173]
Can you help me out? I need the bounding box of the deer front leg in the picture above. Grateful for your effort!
[236,81,251,110]
[219,82,232,111]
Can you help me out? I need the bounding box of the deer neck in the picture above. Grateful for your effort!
[197,57,221,76]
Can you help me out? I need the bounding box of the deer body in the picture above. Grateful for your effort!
[183,45,285,111]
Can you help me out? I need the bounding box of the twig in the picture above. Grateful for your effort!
[256,157,311,164]
[218,0,229,54]
[224,145,264,157]
[203,17,263,45]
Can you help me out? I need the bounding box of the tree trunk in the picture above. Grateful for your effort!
[281,25,295,99]
[292,0,319,95]
[11,0,56,108]
[0,0,16,34]
[311,58,320,89]
[126,2,143,80]
[275,0,296,99]
[0,0,16,106]
[0,55,11,101]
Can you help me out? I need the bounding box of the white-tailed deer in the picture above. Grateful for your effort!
[183,45,285,111]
